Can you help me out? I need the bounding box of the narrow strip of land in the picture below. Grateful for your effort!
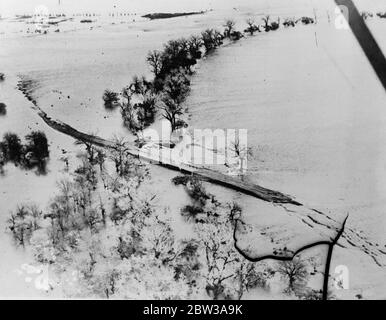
[35,107,301,206]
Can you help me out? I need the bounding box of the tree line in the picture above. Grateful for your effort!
[0,131,50,175]
[102,15,317,138]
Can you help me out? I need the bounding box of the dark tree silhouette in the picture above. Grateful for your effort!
[0,133,23,163]
[146,50,163,78]
[245,18,258,35]
[223,19,236,37]
[0,102,6,115]
[102,89,119,108]
[277,257,309,293]
[25,131,49,164]
[160,70,190,131]
[262,15,271,31]
[188,35,203,59]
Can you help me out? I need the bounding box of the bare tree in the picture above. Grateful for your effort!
[188,35,203,59]
[277,257,309,294]
[223,19,236,37]
[262,15,270,30]
[109,136,129,176]
[228,137,253,175]
[146,50,163,78]
[245,18,257,35]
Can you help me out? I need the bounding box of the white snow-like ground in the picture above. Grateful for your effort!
[1,0,386,298]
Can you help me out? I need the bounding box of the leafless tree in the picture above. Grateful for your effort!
[146,50,163,78]
[277,257,309,293]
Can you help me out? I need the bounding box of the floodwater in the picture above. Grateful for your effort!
[185,2,386,298]
[1,0,386,298]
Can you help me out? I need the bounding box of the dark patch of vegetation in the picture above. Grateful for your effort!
[8,205,43,246]
[102,90,119,108]
[0,133,23,163]
[0,102,6,115]
[277,257,309,295]
[223,20,236,38]
[172,175,209,206]
[361,12,373,20]
[185,177,210,205]
[181,205,205,222]
[171,175,191,186]
[377,12,386,19]
[0,73,4,81]
[262,16,281,32]
[222,20,244,40]
[80,19,93,23]
[283,18,296,27]
[244,18,260,35]
[298,16,315,25]
[201,29,223,52]
[160,69,190,131]
[0,131,50,174]
[142,11,205,20]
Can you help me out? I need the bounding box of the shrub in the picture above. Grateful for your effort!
[244,19,260,35]
[181,205,204,222]
[103,89,119,108]
[230,30,244,40]
[172,175,191,185]
[8,205,43,246]
[0,102,6,115]
[24,131,49,164]
[201,29,223,53]
[377,12,386,18]
[185,177,209,205]
[361,12,373,20]
[283,18,296,27]
[135,94,157,128]
[188,35,203,59]
[223,20,236,38]
[299,16,315,24]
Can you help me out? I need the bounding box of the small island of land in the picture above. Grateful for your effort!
[142,11,205,20]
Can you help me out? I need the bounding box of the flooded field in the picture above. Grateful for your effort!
[1,0,386,299]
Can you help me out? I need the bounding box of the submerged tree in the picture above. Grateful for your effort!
[8,205,43,246]
[103,89,119,108]
[159,70,190,132]
[262,15,271,31]
[188,35,203,60]
[0,133,23,164]
[119,76,157,132]
[223,19,236,38]
[201,29,223,53]
[245,18,258,35]
[0,102,6,116]
[146,50,163,78]
[24,131,49,168]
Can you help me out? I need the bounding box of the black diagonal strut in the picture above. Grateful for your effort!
[335,0,386,91]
